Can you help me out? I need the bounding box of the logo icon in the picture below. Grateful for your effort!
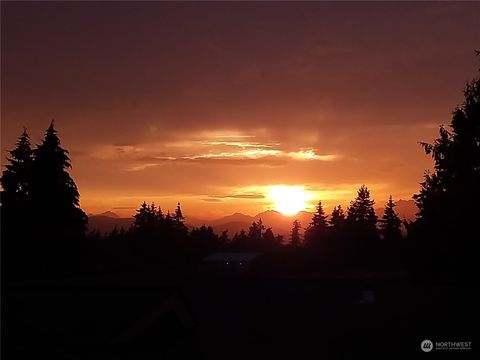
[421,339,433,352]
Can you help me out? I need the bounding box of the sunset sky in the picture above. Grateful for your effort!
[2,2,479,218]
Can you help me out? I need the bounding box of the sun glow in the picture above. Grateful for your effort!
[267,186,314,216]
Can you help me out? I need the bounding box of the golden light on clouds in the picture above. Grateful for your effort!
[3,2,478,218]
[90,132,338,172]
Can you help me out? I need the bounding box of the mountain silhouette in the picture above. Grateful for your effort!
[255,210,313,224]
[97,211,120,218]
[211,221,253,236]
[204,210,315,239]
[375,199,417,221]
[88,214,132,234]
[88,199,417,237]
[254,210,314,237]
[209,212,256,226]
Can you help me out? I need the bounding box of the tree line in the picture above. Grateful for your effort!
[302,189,402,246]
[0,123,407,274]
[2,53,479,279]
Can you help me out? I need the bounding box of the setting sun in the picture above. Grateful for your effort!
[267,186,314,216]
[3,2,479,357]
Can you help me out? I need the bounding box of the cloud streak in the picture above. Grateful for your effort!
[3,2,479,217]
[95,135,339,171]
[208,193,266,200]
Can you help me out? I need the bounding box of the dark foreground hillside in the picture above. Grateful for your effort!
[4,268,478,360]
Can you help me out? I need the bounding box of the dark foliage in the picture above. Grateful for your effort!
[189,225,220,254]
[380,196,402,241]
[328,205,346,238]
[31,122,87,270]
[229,219,282,251]
[290,219,302,247]
[411,55,480,279]
[346,185,378,241]
[2,123,87,275]
[1,128,33,274]
[1,127,33,202]
[304,201,328,247]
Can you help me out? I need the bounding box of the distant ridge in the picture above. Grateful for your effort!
[88,213,132,235]
[375,199,417,221]
[97,211,120,218]
[89,199,417,237]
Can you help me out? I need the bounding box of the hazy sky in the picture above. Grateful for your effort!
[2,2,479,218]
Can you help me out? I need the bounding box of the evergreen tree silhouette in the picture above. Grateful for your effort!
[156,205,165,222]
[190,225,219,253]
[379,196,402,241]
[219,230,229,245]
[275,234,284,244]
[29,122,87,271]
[231,229,248,250]
[413,52,480,277]
[132,200,188,261]
[226,219,267,251]
[1,127,33,203]
[324,205,347,266]
[1,128,34,273]
[133,201,189,262]
[109,226,119,239]
[133,202,158,237]
[262,227,278,248]
[329,205,345,229]
[172,202,188,238]
[346,185,378,240]
[164,210,173,228]
[248,219,265,242]
[174,202,185,223]
[290,219,302,247]
[305,201,328,246]
[132,201,161,262]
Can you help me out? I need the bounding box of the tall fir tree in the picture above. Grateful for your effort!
[172,202,188,238]
[305,201,328,246]
[264,227,283,249]
[1,127,33,203]
[219,230,229,245]
[346,185,378,239]
[329,205,345,228]
[30,122,87,245]
[413,52,480,276]
[1,128,34,272]
[231,229,248,250]
[248,219,265,242]
[133,202,158,236]
[290,219,302,247]
[189,225,219,253]
[262,227,277,247]
[174,202,185,223]
[379,196,402,241]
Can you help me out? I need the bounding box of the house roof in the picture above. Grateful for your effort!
[203,252,260,262]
